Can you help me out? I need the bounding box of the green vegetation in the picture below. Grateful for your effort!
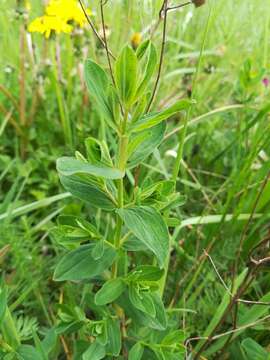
[1,0,270,359]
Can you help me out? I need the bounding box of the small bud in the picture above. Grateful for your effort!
[192,0,206,8]
[131,32,142,50]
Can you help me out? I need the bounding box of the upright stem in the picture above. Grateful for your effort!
[112,110,129,278]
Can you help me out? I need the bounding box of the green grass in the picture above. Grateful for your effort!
[1,0,270,359]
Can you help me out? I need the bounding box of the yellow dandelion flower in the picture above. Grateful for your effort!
[46,0,91,27]
[28,15,72,38]
[28,0,91,38]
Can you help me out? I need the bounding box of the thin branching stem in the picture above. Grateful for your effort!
[194,245,270,359]
[100,0,116,86]
[205,249,270,305]
[185,314,270,359]
[146,0,169,113]
[78,0,115,60]
[167,1,192,12]
[193,268,254,359]
[99,0,124,116]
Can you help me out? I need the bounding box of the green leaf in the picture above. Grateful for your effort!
[106,317,121,356]
[241,338,269,360]
[131,99,193,132]
[129,285,156,317]
[136,39,150,60]
[129,342,144,360]
[82,341,106,360]
[132,92,150,123]
[166,218,181,227]
[50,225,88,249]
[84,59,114,122]
[73,340,91,360]
[17,345,43,360]
[127,266,164,282]
[32,331,47,360]
[55,320,85,335]
[75,218,100,235]
[135,42,157,99]
[57,216,101,237]
[53,244,116,281]
[117,206,169,267]
[57,157,124,180]
[140,180,174,200]
[118,292,167,330]
[127,122,166,169]
[59,174,116,210]
[127,131,151,159]
[41,329,57,356]
[123,234,149,252]
[95,278,126,305]
[115,45,138,105]
[96,324,108,346]
[91,240,104,260]
[51,217,102,249]
[161,330,185,345]
[149,293,167,330]
[85,137,113,166]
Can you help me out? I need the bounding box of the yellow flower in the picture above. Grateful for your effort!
[46,0,91,27]
[28,0,91,38]
[28,15,72,38]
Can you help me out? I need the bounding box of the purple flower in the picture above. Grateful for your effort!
[262,77,269,87]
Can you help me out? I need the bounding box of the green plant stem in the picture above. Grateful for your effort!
[112,111,129,278]
[159,2,214,298]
